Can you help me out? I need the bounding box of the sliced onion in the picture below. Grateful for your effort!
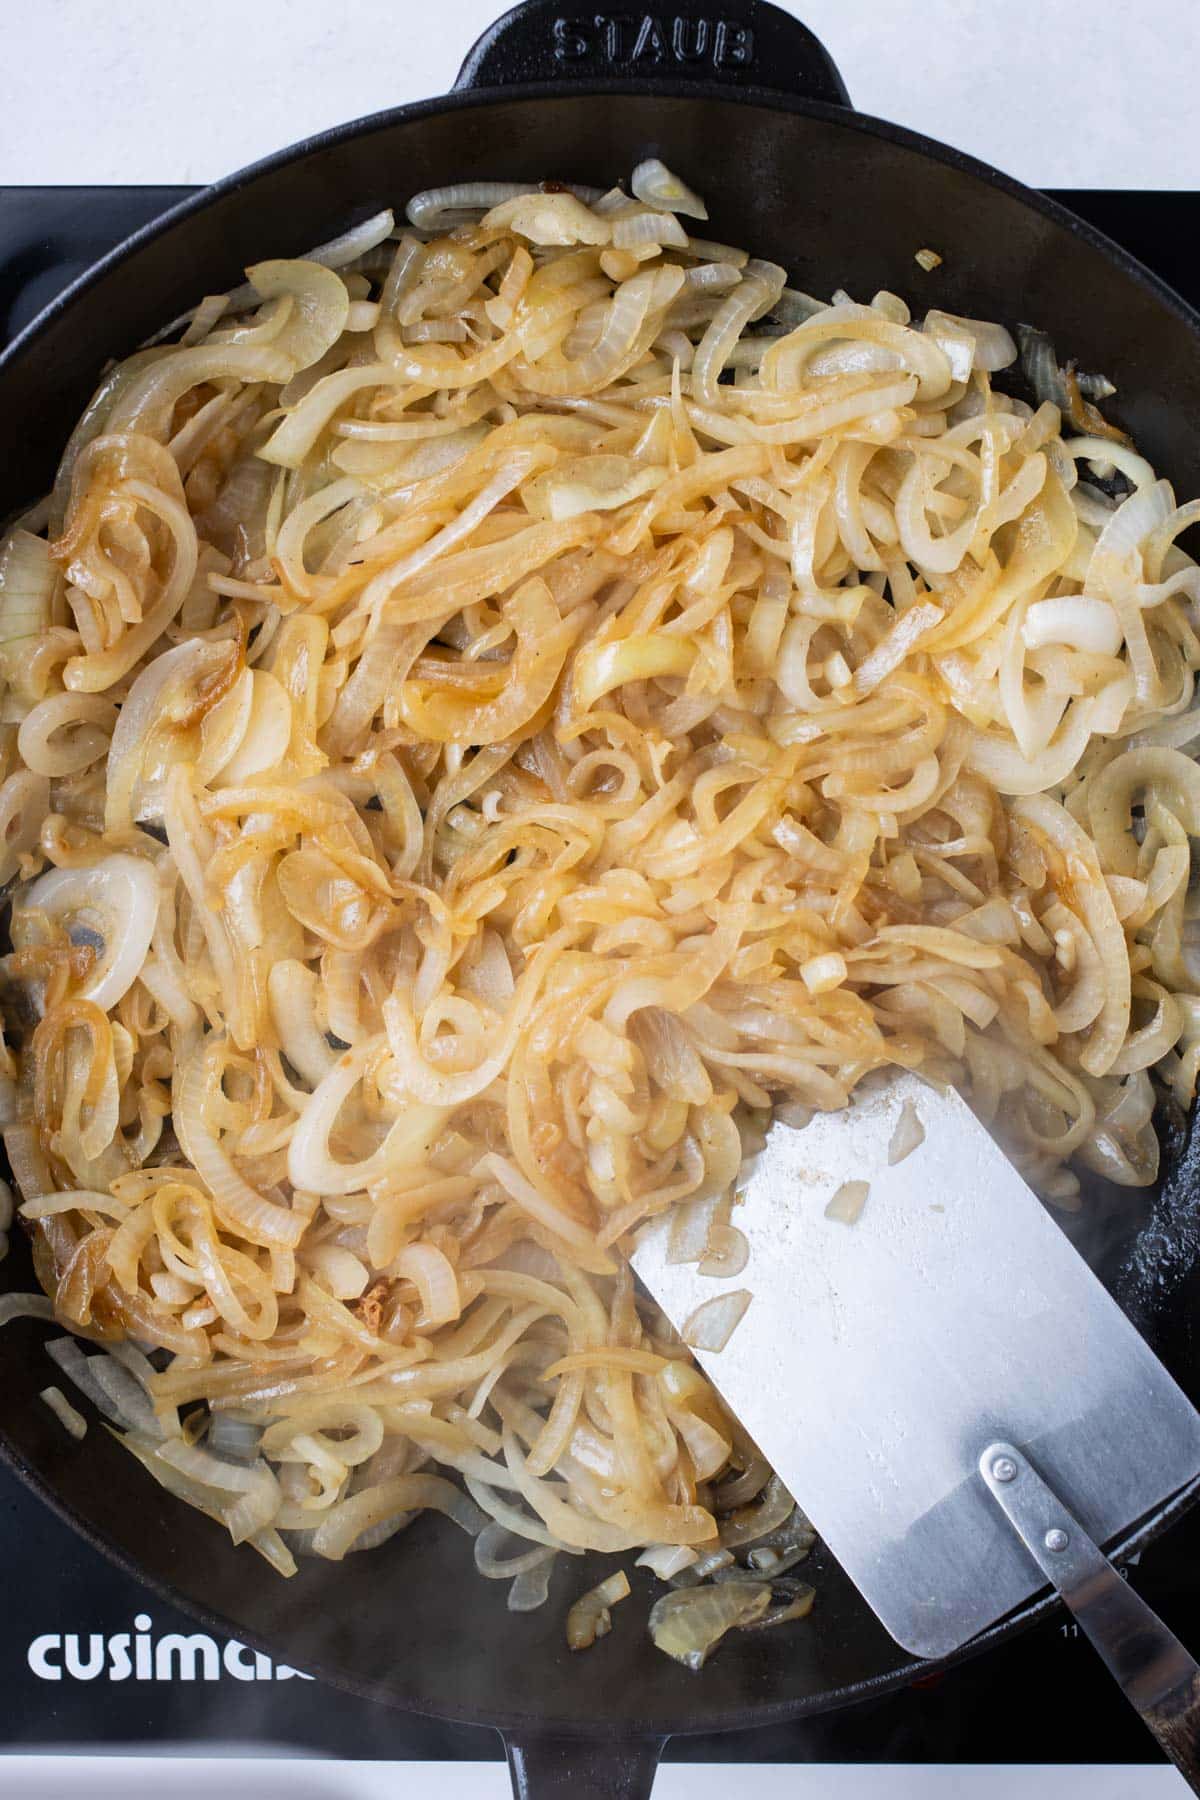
[667,1195,718,1266]
[18,692,117,778]
[1023,596,1122,655]
[745,1508,818,1574]
[13,855,159,1013]
[825,1180,870,1224]
[208,1410,265,1467]
[224,1468,285,1545]
[250,1529,298,1578]
[0,1293,56,1327]
[669,1405,731,1481]
[631,160,708,220]
[924,309,1017,373]
[0,529,55,651]
[105,638,236,830]
[799,953,847,997]
[260,363,396,469]
[305,1244,370,1301]
[107,344,294,438]
[310,1474,486,1561]
[0,771,50,886]
[667,1547,735,1589]
[465,1474,579,1555]
[481,193,609,248]
[648,1580,770,1670]
[180,293,230,346]
[573,634,694,709]
[636,1543,699,1581]
[406,183,603,230]
[1087,747,1200,877]
[246,259,351,371]
[698,1224,749,1279]
[176,1045,311,1248]
[46,1338,162,1437]
[566,1569,631,1650]
[304,209,395,270]
[717,1476,796,1550]
[713,1457,771,1510]
[887,1099,926,1166]
[41,1385,87,1439]
[682,1289,751,1352]
[285,1038,447,1197]
[612,210,690,251]
[523,454,666,522]
[692,260,786,406]
[157,1436,277,1493]
[735,1577,816,1632]
[212,671,292,783]
[408,183,537,227]
[475,1521,558,1580]
[152,1440,281,1544]
[391,1242,460,1327]
[508,1558,555,1612]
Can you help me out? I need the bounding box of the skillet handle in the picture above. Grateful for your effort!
[981,1443,1200,1794]
[501,1730,667,1799]
[454,0,850,106]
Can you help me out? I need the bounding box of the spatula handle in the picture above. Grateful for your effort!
[981,1441,1200,1792]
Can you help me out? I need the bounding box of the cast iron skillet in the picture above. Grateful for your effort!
[3,3,1200,1793]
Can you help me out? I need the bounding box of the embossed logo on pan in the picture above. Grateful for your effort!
[552,15,756,70]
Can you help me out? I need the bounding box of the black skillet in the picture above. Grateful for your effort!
[3,4,1200,1794]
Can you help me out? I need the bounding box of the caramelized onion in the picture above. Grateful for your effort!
[0,155,1195,1668]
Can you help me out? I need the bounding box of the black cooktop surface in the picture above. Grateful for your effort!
[0,184,1197,1770]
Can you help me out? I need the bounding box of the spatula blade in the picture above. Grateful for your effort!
[631,1070,1200,1658]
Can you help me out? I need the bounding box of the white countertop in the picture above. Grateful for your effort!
[0,1759,1189,1797]
[0,0,1196,190]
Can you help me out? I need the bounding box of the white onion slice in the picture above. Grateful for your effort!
[41,1385,87,1440]
[406,183,603,230]
[648,1581,769,1670]
[213,670,292,783]
[481,192,609,248]
[0,528,55,648]
[612,210,690,250]
[247,259,351,371]
[667,1194,718,1266]
[523,454,667,522]
[888,1101,926,1167]
[924,309,1017,372]
[391,1242,460,1328]
[0,1293,56,1327]
[1023,596,1122,655]
[46,1338,162,1437]
[683,1289,752,1352]
[636,1544,699,1581]
[304,209,395,270]
[305,1245,370,1300]
[825,1180,870,1225]
[698,1224,749,1279]
[0,771,50,886]
[566,1569,631,1650]
[14,854,159,1013]
[508,1559,555,1612]
[631,159,708,220]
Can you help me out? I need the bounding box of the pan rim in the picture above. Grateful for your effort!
[3,77,1200,389]
[4,1388,1198,1738]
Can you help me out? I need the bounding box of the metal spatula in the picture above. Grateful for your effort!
[632,1069,1200,1785]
